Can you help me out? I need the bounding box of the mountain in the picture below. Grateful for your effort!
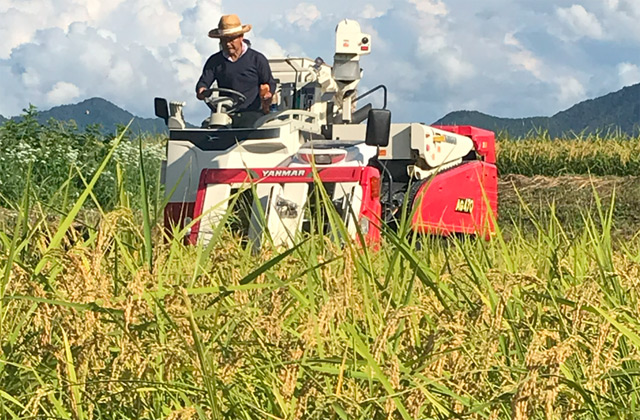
[435,83,640,138]
[29,97,167,134]
[3,82,639,137]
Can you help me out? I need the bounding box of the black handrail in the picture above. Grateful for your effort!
[355,85,388,109]
[284,58,300,108]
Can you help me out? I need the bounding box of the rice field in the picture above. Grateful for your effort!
[498,134,640,176]
[1,123,640,419]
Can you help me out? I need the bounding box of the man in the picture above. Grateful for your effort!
[196,14,275,127]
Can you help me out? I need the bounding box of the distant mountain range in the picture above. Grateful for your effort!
[2,98,167,134]
[435,83,640,138]
[1,82,639,138]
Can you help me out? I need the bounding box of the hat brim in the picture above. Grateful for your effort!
[208,24,252,38]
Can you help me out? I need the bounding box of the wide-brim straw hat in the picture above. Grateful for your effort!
[208,14,252,38]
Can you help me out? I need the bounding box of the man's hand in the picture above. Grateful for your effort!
[197,87,208,100]
[260,84,272,114]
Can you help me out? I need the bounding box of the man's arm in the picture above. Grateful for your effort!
[196,57,216,100]
[259,84,272,113]
[256,53,276,113]
[196,86,209,100]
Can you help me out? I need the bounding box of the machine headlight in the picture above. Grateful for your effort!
[297,152,346,165]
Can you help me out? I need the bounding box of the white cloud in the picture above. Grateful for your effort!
[253,38,287,58]
[179,0,224,57]
[0,8,43,58]
[286,3,322,29]
[361,4,386,19]
[556,5,605,40]
[21,68,40,88]
[410,1,473,86]
[417,33,447,55]
[607,0,640,17]
[46,81,81,104]
[168,41,203,85]
[83,0,126,20]
[441,54,475,83]
[618,62,640,87]
[0,0,638,125]
[599,0,640,42]
[107,60,135,87]
[504,33,543,79]
[556,76,586,106]
[99,0,183,48]
[97,28,117,42]
[79,42,113,72]
[408,0,447,16]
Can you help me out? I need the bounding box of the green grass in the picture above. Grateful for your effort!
[0,108,164,210]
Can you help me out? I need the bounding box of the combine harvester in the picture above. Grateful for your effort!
[154,20,498,248]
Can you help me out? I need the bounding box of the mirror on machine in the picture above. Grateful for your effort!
[365,109,391,147]
[154,98,169,125]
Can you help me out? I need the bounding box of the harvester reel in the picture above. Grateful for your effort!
[202,88,247,113]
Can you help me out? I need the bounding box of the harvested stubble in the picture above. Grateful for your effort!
[499,174,640,239]
[1,190,640,420]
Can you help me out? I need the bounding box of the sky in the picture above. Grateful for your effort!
[1,0,639,124]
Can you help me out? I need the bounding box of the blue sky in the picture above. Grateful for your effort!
[1,0,639,124]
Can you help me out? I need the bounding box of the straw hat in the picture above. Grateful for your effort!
[208,14,252,38]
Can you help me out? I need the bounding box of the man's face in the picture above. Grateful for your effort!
[221,34,244,56]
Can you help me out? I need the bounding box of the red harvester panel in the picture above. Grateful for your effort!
[433,125,496,164]
[411,161,498,237]
[164,202,195,231]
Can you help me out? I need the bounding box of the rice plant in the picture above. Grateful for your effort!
[498,134,640,176]
[0,128,639,419]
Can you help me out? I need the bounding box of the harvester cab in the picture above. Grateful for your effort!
[155,19,498,248]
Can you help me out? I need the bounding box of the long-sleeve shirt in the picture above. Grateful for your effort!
[195,45,276,112]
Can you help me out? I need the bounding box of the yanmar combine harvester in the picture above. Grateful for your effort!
[155,20,497,248]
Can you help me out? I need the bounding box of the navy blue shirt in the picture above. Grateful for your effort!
[196,45,275,112]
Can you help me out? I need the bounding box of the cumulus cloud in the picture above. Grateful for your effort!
[606,0,640,18]
[361,4,387,19]
[46,81,82,104]
[0,0,639,125]
[618,62,640,87]
[253,38,287,58]
[408,0,447,16]
[556,5,605,40]
[503,33,543,79]
[598,0,640,42]
[556,76,587,106]
[1,22,178,117]
[0,0,226,122]
[99,0,184,48]
[0,8,48,58]
[286,3,321,29]
[411,0,473,86]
